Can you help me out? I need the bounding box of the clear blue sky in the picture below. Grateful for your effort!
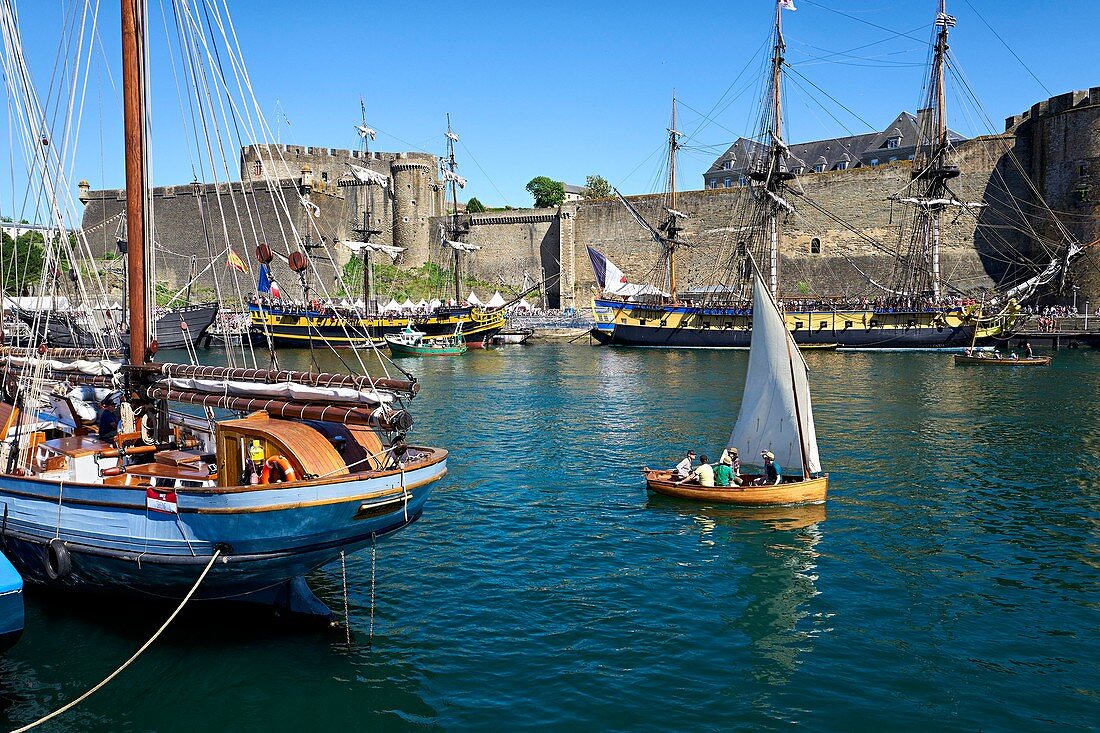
[3,0,1097,216]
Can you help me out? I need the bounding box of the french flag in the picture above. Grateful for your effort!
[586,246,628,293]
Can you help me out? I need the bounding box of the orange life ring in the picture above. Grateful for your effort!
[260,455,297,483]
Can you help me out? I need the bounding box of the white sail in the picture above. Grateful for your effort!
[347,164,387,186]
[728,273,822,475]
[162,378,394,406]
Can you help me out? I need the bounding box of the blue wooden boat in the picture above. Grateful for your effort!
[0,552,24,652]
[0,1,448,620]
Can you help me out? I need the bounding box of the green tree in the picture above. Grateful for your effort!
[525,176,565,208]
[1,230,46,294]
[582,174,612,199]
[466,197,487,213]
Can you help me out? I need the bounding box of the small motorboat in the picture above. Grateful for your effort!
[0,552,24,652]
[384,325,467,357]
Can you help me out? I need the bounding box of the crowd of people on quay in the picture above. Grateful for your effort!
[683,295,984,314]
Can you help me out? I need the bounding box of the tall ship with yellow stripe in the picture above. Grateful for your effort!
[249,114,505,348]
[591,0,1080,350]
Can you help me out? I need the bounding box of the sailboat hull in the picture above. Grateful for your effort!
[0,448,446,603]
[249,304,504,348]
[644,470,827,506]
[593,299,1005,349]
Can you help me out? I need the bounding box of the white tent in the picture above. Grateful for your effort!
[416,299,428,310]
[400,298,416,311]
[382,298,401,313]
[511,298,534,313]
[466,291,482,305]
[486,291,506,309]
[429,298,442,311]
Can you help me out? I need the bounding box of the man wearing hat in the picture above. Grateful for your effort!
[675,450,697,479]
[754,450,782,486]
[716,448,743,487]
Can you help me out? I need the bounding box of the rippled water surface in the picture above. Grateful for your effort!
[1,344,1097,731]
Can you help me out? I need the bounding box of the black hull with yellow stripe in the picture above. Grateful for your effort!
[592,298,1014,350]
[249,304,506,348]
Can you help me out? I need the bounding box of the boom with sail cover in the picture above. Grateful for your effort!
[728,272,821,476]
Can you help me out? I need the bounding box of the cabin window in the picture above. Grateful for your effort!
[810,237,821,254]
[724,178,733,188]
[819,320,827,329]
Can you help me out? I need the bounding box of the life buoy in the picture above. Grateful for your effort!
[260,455,297,483]
[45,538,72,581]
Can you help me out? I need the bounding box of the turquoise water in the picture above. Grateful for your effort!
[1,344,1097,731]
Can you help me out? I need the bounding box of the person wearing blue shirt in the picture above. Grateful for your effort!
[97,400,119,442]
[754,450,782,485]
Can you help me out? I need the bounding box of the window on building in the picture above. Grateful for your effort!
[738,175,748,187]
[722,160,733,171]
[836,161,848,171]
[724,178,733,188]
[1081,162,1090,177]
[888,156,898,163]
[813,163,825,173]
[908,154,915,161]
[793,166,804,175]
[253,161,262,177]
[870,158,879,167]
[810,237,821,254]
[320,171,328,182]
[885,136,901,149]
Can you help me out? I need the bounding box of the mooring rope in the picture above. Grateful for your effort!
[11,549,223,733]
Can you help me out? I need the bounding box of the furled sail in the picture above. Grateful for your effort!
[347,163,387,186]
[728,273,821,475]
[161,377,394,405]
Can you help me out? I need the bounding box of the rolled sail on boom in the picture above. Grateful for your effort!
[729,273,822,475]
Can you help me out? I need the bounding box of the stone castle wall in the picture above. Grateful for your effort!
[79,89,1100,308]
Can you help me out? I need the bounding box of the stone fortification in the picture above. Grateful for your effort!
[78,89,1100,308]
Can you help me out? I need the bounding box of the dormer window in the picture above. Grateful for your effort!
[885,136,901,149]
[869,158,879,166]
[722,159,733,171]
[793,166,804,175]
[813,163,825,173]
[835,161,848,171]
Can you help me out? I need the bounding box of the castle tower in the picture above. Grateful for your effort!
[1016,88,1100,300]
[390,158,434,266]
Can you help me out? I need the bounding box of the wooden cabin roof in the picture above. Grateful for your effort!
[219,412,349,478]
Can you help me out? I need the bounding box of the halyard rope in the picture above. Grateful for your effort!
[11,549,223,733]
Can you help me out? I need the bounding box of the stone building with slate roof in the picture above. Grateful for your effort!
[703,110,967,189]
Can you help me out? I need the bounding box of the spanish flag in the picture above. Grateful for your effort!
[227,248,247,273]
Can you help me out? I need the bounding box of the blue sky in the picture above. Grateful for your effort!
[2,0,1097,216]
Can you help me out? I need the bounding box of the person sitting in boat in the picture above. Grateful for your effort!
[96,399,119,443]
[1010,351,1019,360]
[686,454,715,487]
[243,439,265,485]
[714,454,735,488]
[753,451,782,486]
[675,450,697,479]
[718,447,743,486]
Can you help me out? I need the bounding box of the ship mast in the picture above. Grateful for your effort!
[444,114,462,302]
[121,0,149,365]
[665,96,683,300]
[767,0,786,298]
[902,0,958,300]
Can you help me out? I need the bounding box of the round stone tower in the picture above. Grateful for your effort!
[1024,88,1100,300]
[390,158,435,266]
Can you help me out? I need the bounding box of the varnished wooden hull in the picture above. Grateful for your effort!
[644,469,828,506]
[953,355,1051,366]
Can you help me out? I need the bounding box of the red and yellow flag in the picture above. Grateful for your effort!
[226,248,247,273]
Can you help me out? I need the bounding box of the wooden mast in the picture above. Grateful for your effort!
[929,0,952,300]
[767,0,786,299]
[121,0,149,365]
[666,95,682,301]
[446,114,461,303]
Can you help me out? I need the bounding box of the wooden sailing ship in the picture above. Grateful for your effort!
[591,0,1080,350]
[0,0,447,618]
[247,113,505,349]
[646,269,827,506]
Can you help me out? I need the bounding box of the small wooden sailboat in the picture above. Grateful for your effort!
[384,325,467,356]
[646,270,828,505]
